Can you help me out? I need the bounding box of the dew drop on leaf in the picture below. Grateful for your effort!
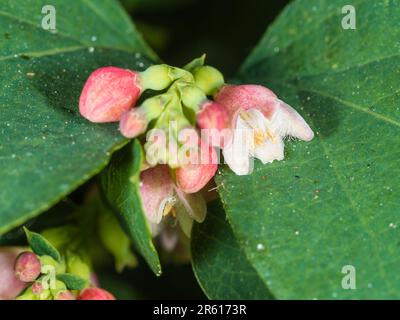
[256,243,265,251]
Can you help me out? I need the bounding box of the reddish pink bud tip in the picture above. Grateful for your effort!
[215,84,277,118]
[119,109,147,138]
[31,282,43,295]
[56,290,76,300]
[77,288,116,300]
[79,67,141,123]
[176,140,218,194]
[197,101,230,132]
[14,252,41,283]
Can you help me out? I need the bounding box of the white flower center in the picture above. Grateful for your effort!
[238,110,276,149]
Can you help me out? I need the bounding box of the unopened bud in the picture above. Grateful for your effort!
[140,65,191,91]
[31,280,51,299]
[77,288,116,300]
[14,252,41,282]
[55,290,76,300]
[192,66,224,95]
[181,85,207,112]
[98,210,138,272]
[197,101,230,131]
[175,139,218,194]
[119,109,147,138]
[79,67,141,123]
[66,252,91,281]
[31,281,44,295]
[119,94,170,138]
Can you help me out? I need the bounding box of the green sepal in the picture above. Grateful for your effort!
[183,54,206,72]
[24,227,61,262]
[56,273,87,291]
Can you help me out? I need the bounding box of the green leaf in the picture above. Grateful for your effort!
[0,0,156,235]
[24,227,61,261]
[101,140,161,276]
[218,0,400,299]
[57,273,87,291]
[191,201,273,299]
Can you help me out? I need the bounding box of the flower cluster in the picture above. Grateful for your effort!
[79,56,314,245]
[0,230,116,300]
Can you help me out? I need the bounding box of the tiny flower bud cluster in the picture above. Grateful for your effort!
[0,231,116,300]
[79,57,222,194]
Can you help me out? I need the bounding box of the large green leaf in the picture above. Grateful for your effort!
[101,140,161,276]
[217,0,400,299]
[191,201,273,299]
[0,0,156,234]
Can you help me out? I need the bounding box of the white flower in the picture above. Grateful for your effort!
[222,99,314,175]
[139,166,207,250]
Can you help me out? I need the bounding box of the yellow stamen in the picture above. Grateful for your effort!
[239,110,277,147]
[162,197,177,217]
[254,129,268,147]
[267,131,276,143]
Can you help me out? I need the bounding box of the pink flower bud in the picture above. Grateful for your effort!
[119,109,147,138]
[175,139,218,194]
[0,248,27,300]
[55,290,76,300]
[78,288,116,300]
[31,282,43,295]
[197,101,230,132]
[197,101,231,148]
[79,67,141,123]
[140,166,174,224]
[14,252,41,283]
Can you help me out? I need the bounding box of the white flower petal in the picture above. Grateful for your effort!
[240,108,269,132]
[271,100,314,141]
[222,114,254,175]
[223,141,252,175]
[253,137,285,164]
